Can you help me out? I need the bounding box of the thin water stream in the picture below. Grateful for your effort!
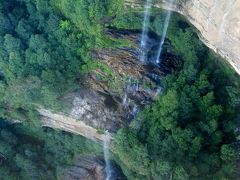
[104,130,112,180]
[156,0,174,64]
[140,0,152,62]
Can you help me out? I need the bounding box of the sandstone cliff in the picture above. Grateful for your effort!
[39,108,106,142]
[125,0,240,75]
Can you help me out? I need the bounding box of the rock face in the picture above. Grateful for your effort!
[125,0,240,75]
[61,156,105,180]
[61,155,126,180]
[39,29,179,140]
[39,108,106,142]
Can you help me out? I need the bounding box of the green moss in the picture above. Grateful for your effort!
[96,128,105,135]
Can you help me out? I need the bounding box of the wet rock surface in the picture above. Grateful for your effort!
[61,155,126,180]
[40,28,179,136]
[125,0,240,75]
[63,28,180,133]
[69,89,126,133]
[41,28,179,180]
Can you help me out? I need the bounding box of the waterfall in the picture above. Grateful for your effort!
[155,86,162,96]
[104,130,112,180]
[140,0,152,62]
[155,0,174,64]
[122,93,128,107]
[135,80,139,92]
[131,104,139,118]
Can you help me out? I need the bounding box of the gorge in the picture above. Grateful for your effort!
[36,0,240,142]
[0,0,239,180]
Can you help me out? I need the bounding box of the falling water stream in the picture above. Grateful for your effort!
[122,93,128,107]
[140,0,152,62]
[104,2,172,178]
[104,131,112,180]
[156,0,174,64]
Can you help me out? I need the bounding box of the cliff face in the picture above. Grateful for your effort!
[39,108,106,142]
[125,0,240,75]
[39,29,178,141]
[61,155,126,180]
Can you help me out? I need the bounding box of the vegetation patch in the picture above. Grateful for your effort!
[113,12,240,180]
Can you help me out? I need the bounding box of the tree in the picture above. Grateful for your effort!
[0,129,17,145]
[0,140,15,158]
[113,129,151,177]
[150,161,172,180]
[173,166,189,180]
[152,90,179,130]
[220,145,237,162]
[15,19,33,41]
[0,13,13,35]
[4,34,22,53]
[114,12,240,179]
[15,154,40,179]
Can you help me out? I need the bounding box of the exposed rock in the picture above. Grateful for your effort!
[62,156,104,180]
[125,0,240,75]
[69,89,126,133]
[61,155,126,180]
[73,30,178,131]
[40,29,179,139]
[39,108,106,142]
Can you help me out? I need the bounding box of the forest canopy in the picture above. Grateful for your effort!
[0,0,123,119]
[0,0,239,180]
[0,120,101,179]
[112,13,240,180]
[0,0,122,178]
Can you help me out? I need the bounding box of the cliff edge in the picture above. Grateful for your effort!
[125,0,240,75]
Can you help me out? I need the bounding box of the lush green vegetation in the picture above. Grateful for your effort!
[0,0,124,120]
[0,120,101,179]
[0,0,239,179]
[113,13,240,179]
[0,0,122,179]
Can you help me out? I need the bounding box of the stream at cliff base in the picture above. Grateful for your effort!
[104,131,112,180]
[156,0,174,64]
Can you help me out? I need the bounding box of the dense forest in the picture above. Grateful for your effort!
[0,0,239,180]
[0,120,101,179]
[0,0,121,179]
[113,12,240,180]
[0,0,123,119]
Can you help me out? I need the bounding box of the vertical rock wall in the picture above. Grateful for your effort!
[125,0,240,75]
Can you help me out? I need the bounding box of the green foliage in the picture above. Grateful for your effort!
[56,0,124,47]
[220,145,237,162]
[112,11,142,30]
[0,120,102,179]
[0,0,83,112]
[0,1,239,179]
[113,12,240,179]
[113,129,151,178]
[0,1,124,177]
[0,0,125,116]
[150,161,173,180]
